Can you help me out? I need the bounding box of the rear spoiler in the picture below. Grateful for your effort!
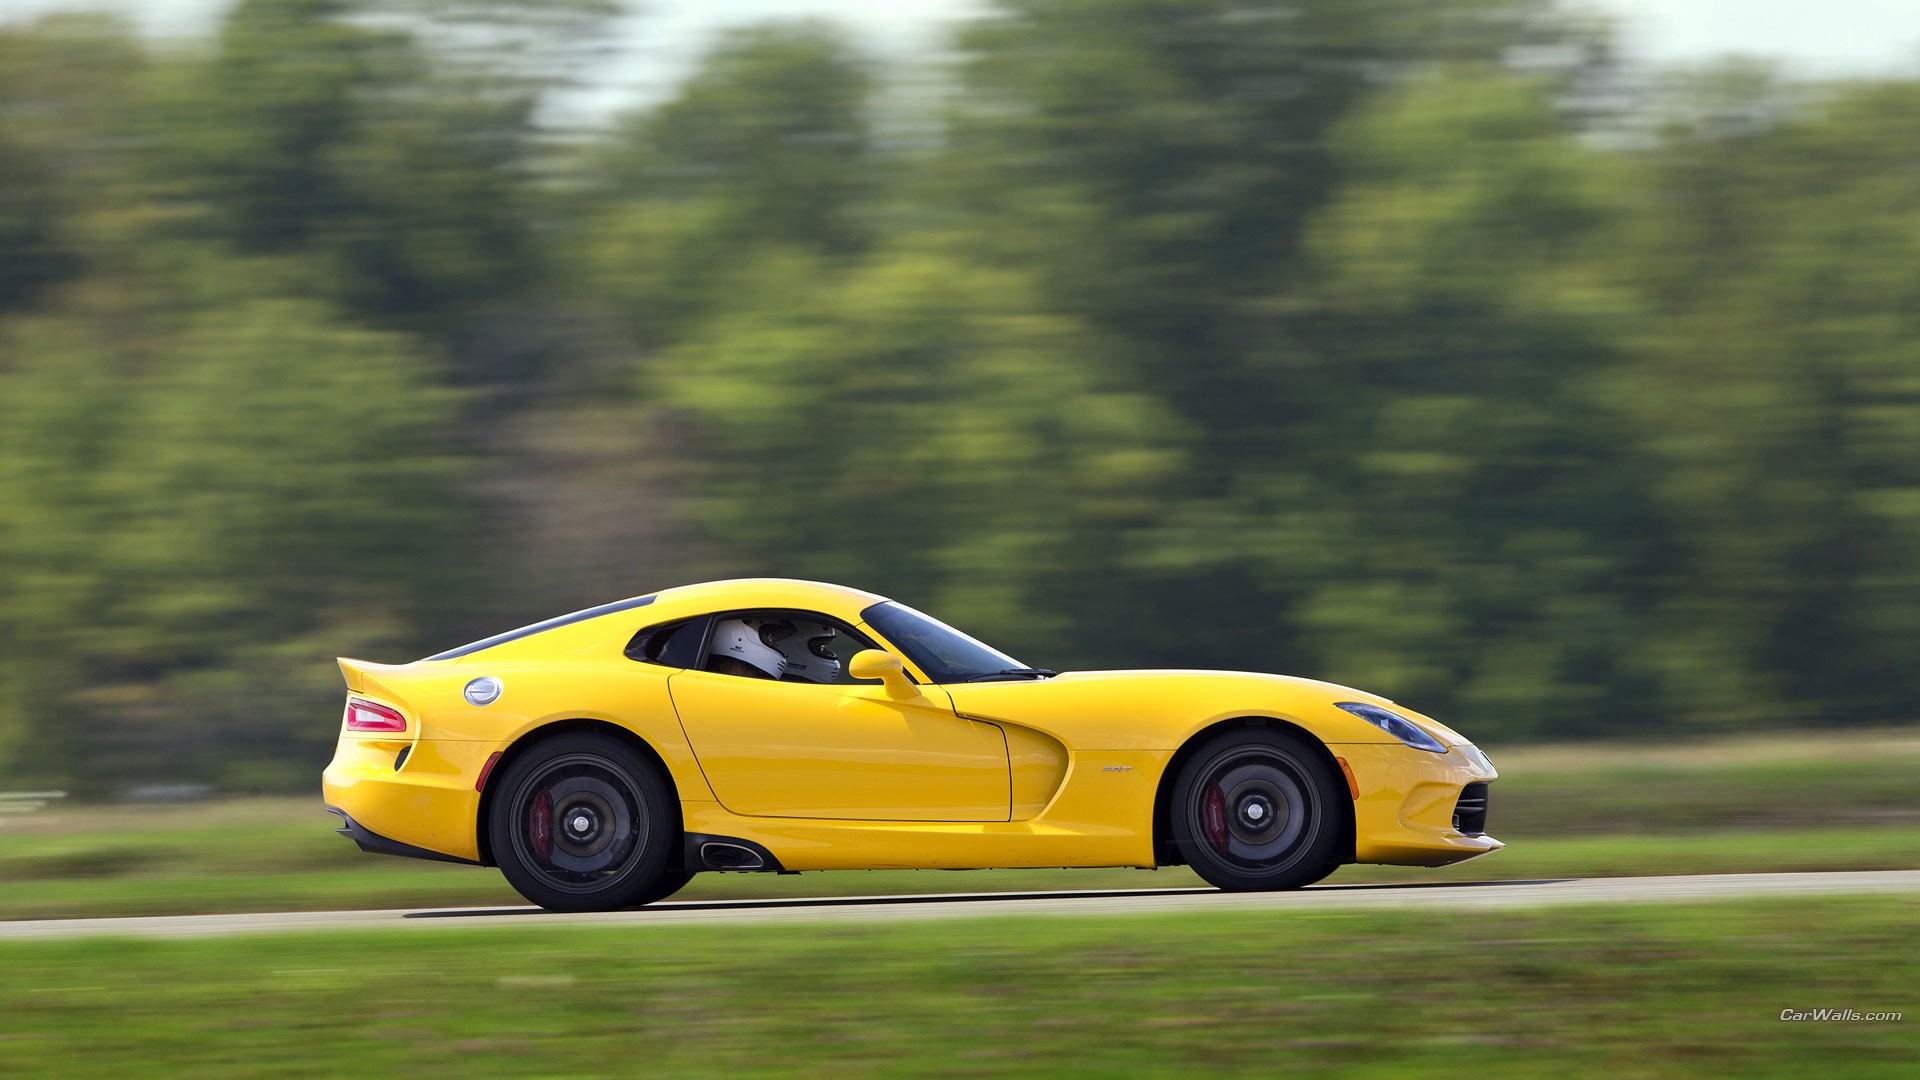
[338,658,415,704]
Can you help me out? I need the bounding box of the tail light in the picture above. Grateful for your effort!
[346,698,407,733]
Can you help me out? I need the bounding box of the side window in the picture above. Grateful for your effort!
[699,611,882,685]
[625,617,708,669]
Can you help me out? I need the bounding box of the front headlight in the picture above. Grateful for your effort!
[1334,702,1448,754]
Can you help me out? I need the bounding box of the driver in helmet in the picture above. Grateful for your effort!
[778,622,843,683]
[706,617,791,680]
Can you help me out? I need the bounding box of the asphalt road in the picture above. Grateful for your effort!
[3,870,1917,941]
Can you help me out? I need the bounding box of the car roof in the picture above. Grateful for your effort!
[420,578,895,663]
[651,577,893,614]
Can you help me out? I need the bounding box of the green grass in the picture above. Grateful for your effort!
[3,727,1917,920]
[1,896,1914,1077]
[1476,744,1920,835]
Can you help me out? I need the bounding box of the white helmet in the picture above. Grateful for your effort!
[708,618,789,680]
[780,622,843,683]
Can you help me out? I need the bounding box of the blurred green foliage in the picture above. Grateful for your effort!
[2,0,1917,790]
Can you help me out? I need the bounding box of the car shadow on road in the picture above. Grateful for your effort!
[402,878,1572,919]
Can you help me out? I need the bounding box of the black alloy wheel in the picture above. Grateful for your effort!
[1171,728,1346,891]
[488,733,679,912]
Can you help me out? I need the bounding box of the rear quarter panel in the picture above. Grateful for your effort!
[328,633,716,860]
[390,655,716,803]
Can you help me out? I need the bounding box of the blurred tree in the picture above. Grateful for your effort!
[0,260,462,789]
[192,0,395,253]
[652,242,1187,662]
[950,0,1587,440]
[6,0,1920,792]
[469,20,886,648]
[934,0,1625,683]
[154,0,614,331]
[577,21,876,345]
[1287,68,1666,734]
[0,16,147,311]
[1624,75,1920,727]
[379,0,623,103]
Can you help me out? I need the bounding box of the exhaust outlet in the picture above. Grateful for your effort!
[700,842,766,870]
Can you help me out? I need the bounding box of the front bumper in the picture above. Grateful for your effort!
[1338,741,1504,867]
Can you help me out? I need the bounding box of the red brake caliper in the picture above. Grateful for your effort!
[530,788,553,862]
[1202,784,1229,854]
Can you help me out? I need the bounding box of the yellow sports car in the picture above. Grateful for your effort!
[323,578,1500,911]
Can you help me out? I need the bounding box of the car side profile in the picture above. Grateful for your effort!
[322,578,1500,911]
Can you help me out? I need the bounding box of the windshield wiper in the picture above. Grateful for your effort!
[963,668,1058,682]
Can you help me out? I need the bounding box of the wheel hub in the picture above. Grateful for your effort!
[1195,754,1311,868]
[515,758,646,889]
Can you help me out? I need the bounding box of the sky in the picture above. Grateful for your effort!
[5,0,1920,113]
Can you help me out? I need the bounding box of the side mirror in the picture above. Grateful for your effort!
[848,649,917,700]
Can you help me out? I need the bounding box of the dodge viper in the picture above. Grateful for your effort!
[323,578,1500,911]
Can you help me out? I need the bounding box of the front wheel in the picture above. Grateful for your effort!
[488,734,679,912]
[1170,728,1346,891]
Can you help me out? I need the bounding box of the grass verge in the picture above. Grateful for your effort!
[0,896,1914,1077]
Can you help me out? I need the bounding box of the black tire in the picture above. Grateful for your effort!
[1170,728,1346,891]
[631,870,696,906]
[488,733,679,912]
[1300,854,1344,889]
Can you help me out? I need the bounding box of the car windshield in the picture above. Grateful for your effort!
[861,601,1027,682]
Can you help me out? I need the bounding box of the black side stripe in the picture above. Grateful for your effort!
[422,595,657,661]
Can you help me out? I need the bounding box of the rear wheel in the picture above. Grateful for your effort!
[489,733,679,912]
[632,870,695,906]
[1171,728,1345,891]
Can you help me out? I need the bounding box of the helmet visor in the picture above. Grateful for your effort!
[807,629,837,660]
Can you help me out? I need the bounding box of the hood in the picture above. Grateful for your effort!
[1046,668,1393,704]
[940,664,1466,749]
[1015,669,1473,747]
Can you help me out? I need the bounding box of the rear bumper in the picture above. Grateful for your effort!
[322,737,495,863]
[1339,741,1504,867]
[325,806,481,865]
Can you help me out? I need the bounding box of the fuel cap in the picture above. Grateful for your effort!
[463,677,503,706]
